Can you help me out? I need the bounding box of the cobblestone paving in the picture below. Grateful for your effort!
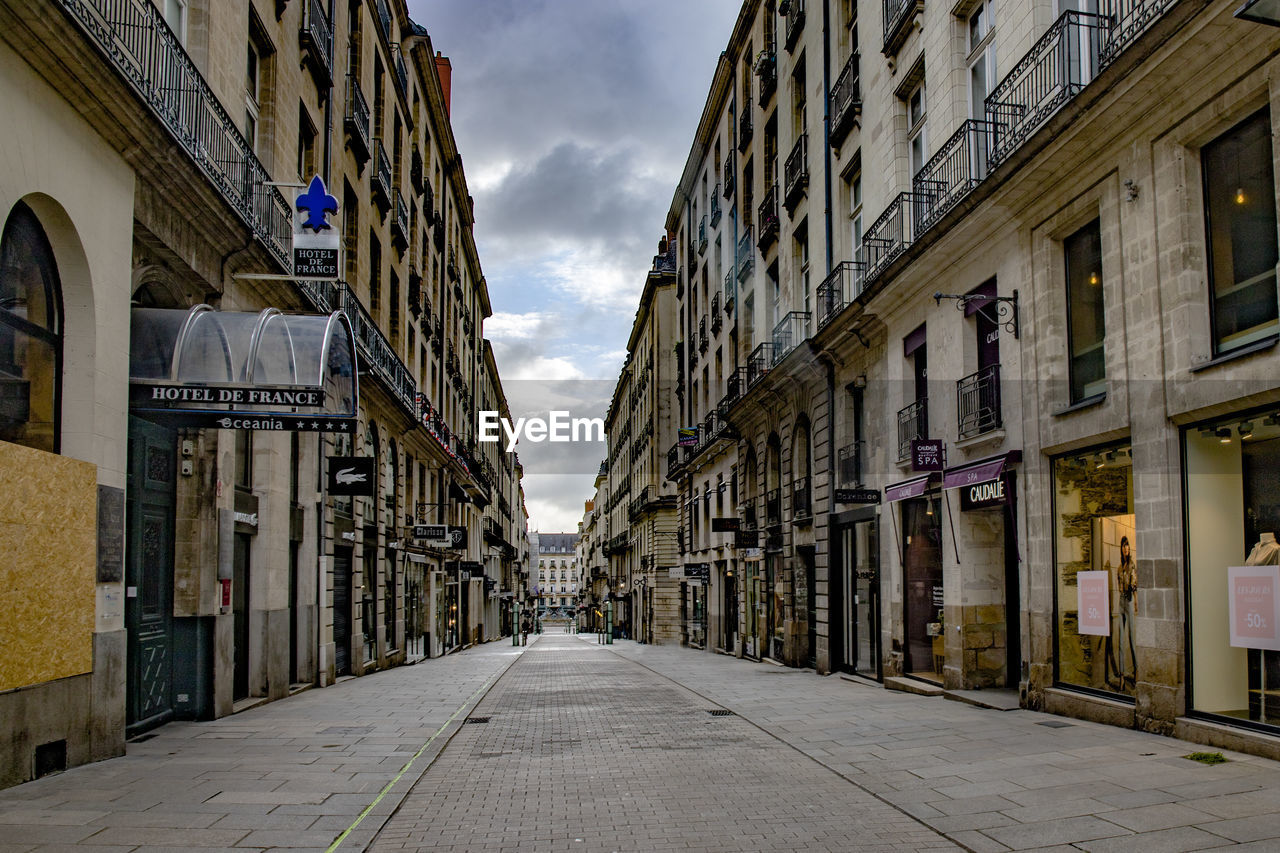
[370,635,956,853]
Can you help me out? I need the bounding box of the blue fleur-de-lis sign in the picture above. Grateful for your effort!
[296,175,338,232]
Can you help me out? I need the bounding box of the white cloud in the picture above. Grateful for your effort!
[502,355,586,381]
[484,311,554,340]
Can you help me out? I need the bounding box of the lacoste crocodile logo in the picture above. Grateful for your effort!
[335,467,367,485]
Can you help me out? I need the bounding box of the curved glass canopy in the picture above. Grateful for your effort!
[130,306,357,425]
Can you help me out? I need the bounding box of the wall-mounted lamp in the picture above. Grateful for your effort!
[852,374,868,389]
[1240,421,1256,440]
[1217,427,1233,444]
[1235,0,1280,26]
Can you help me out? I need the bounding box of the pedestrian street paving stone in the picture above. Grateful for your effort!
[604,639,1280,852]
[369,634,957,852]
[0,642,521,852]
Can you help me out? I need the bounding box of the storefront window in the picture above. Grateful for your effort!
[1186,411,1280,728]
[1054,446,1135,697]
[1064,218,1105,403]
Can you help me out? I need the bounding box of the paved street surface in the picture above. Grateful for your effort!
[0,635,1277,851]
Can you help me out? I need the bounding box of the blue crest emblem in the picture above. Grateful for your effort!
[296,175,338,232]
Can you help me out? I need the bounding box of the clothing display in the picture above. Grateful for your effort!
[1245,532,1280,566]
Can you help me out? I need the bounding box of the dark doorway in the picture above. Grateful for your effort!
[1004,476,1022,687]
[836,515,881,679]
[333,548,352,676]
[125,416,176,735]
[288,544,299,683]
[902,496,944,682]
[723,567,738,653]
[800,546,817,668]
[232,533,252,700]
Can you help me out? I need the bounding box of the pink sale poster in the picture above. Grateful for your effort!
[1228,565,1280,651]
[1077,570,1110,636]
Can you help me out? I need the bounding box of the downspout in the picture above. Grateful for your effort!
[316,0,336,689]
[822,0,834,275]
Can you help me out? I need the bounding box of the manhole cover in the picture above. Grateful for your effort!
[1036,720,1073,728]
[707,709,735,717]
[320,726,374,736]
[466,716,491,724]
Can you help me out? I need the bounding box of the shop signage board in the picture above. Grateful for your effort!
[1076,571,1111,635]
[834,488,881,504]
[137,410,356,433]
[678,426,699,447]
[741,547,763,562]
[1228,565,1280,650]
[293,175,341,279]
[911,439,944,472]
[734,529,759,548]
[711,517,740,532]
[959,475,1008,510]
[327,456,374,496]
[462,561,484,578]
[685,563,710,582]
[412,525,467,548]
[131,384,326,408]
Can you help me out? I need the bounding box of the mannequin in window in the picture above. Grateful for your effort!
[1245,532,1280,566]
[1106,535,1137,691]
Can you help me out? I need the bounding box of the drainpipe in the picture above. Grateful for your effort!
[822,0,834,275]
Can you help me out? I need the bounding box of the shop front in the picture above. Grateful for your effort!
[1185,408,1280,732]
[886,475,943,683]
[831,507,880,679]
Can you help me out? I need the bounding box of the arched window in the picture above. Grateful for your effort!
[0,202,62,453]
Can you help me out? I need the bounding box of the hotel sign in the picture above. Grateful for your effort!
[132,383,325,408]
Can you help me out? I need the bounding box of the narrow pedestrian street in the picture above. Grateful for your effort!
[3,635,1280,852]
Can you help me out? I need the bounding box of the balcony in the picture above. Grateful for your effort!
[757,184,780,250]
[407,268,421,318]
[372,138,392,212]
[766,488,782,526]
[724,367,748,408]
[756,51,777,106]
[740,498,759,531]
[771,311,811,365]
[699,317,709,353]
[791,476,812,522]
[784,0,806,52]
[783,134,809,213]
[667,444,685,478]
[830,53,861,148]
[747,342,774,387]
[410,147,425,194]
[374,0,393,42]
[344,75,371,165]
[299,0,333,87]
[837,442,863,489]
[57,0,292,269]
[723,158,735,198]
[447,245,459,281]
[723,271,735,315]
[391,189,409,253]
[336,281,417,417]
[897,399,928,462]
[816,261,866,329]
[861,192,925,284]
[883,0,924,56]
[698,216,708,254]
[735,229,755,282]
[913,120,997,233]
[957,364,1002,440]
[710,191,722,228]
[738,105,753,153]
[985,10,1107,165]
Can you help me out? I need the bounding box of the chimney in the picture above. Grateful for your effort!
[435,51,452,116]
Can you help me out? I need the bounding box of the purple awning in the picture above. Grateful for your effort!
[885,474,934,503]
[964,279,998,316]
[942,450,1022,490]
[903,323,927,357]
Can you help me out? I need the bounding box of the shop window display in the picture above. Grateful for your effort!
[1186,412,1280,728]
[1054,447,1136,697]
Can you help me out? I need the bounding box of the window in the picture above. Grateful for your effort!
[967,0,996,120]
[1202,109,1279,355]
[164,0,187,44]
[297,106,317,180]
[245,40,261,150]
[1064,219,1106,403]
[907,82,927,176]
[849,172,863,263]
[0,202,62,454]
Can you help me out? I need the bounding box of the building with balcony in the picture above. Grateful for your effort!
[0,0,525,789]
[535,533,579,619]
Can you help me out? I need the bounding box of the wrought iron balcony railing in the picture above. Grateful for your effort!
[957,363,1002,440]
[723,157,735,198]
[860,192,925,284]
[710,191,722,228]
[667,444,685,478]
[913,120,997,233]
[372,138,392,210]
[757,52,777,106]
[783,134,809,212]
[300,0,333,86]
[58,0,292,269]
[785,0,806,52]
[735,229,755,282]
[711,293,722,334]
[723,367,747,409]
[374,0,393,41]
[757,184,780,249]
[766,488,782,526]
[985,10,1106,165]
[837,442,863,489]
[345,74,371,162]
[791,476,812,521]
[830,53,862,148]
[771,311,811,365]
[883,0,924,56]
[391,189,409,252]
[336,281,417,417]
[1100,0,1179,65]
[698,216,708,254]
[896,398,928,461]
[738,105,753,153]
[747,342,774,387]
[723,271,735,315]
[816,261,866,328]
[699,317,709,353]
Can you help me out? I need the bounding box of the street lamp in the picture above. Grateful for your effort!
[1236,0,1280,25]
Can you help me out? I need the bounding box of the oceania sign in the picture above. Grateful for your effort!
[478,411,605,452]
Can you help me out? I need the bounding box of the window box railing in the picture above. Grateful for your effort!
[830,53,862,148]
[837,442,863,489]
[711,293,722,334]
[391,189,409,252]
[710,191,722,227]
[757,51,777,105]
[860,192,925,284]
[783,133,809,212]
[741,498,759,531]
[985,10,1107,165]
[883,0,924,56]
[723,271,735,315]
[372,138,392,211]
[300,0,333,86]
[724,367,748,408]
[738,105,753,153]
[723,157,735,198]
[913,120,997,233]
[58,0,292,269]
[771,311,811,365]
[747,342,774,387]
[736,229,755,282]
[337,281,416,417]
[784,0,806,52]
[345,74,371,163]
[757,184,780,249]
[766,488,782,526]
[791,476,812,521]
[699,317,709,353]
[896,399,928,461]
[816,260,866,328]
[1100,0,1178,65]
[699,216,709,254]
[667,444,685,478]
[957,363,1002,440]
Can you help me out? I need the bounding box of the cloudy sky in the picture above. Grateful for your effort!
[410,0,741,532]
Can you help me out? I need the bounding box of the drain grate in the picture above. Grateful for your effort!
[465,716,491,724]
[707,709,735,717]
[1036,720,1074,728]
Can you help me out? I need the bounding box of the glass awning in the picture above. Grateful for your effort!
[129,306,358,431]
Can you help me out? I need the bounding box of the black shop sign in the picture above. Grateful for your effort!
[959,475,1009,511]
